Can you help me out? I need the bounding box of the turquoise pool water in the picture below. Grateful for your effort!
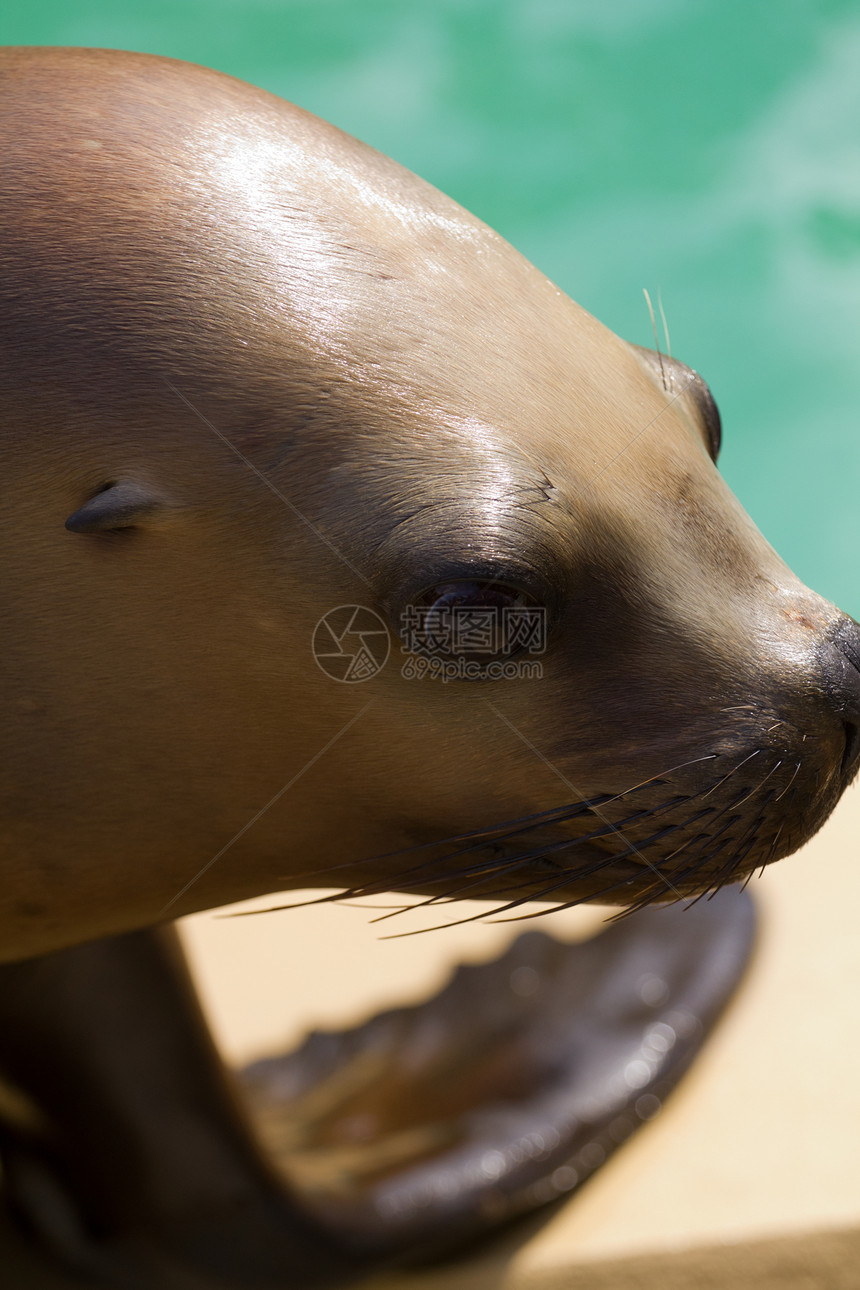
[4,0,859,612]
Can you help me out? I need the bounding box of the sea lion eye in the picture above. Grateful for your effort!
[421,580,528,614]
[401,580,546,666]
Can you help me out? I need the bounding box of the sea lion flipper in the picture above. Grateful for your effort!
[64,481,165,534]
[238,887,757,1261]
[0,928,363,1288]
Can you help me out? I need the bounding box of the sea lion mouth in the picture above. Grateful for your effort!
[493,745,847,913]
[249,741,842,935]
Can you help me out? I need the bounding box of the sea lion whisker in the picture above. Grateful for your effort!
[345,832,608,909]
[366,799,704,909]
[223,864,473,917]
[366,859,543,921]
[666,813,742,874]
[377,906,523,939]
[484,700,717,897]
[728,760,783,811]
[739,861,762,893]
[707,796,775,888]
[699,749,763,800]
[284,755,718,891]
[366,901,423,923]
[704,832,763,899]
[496,863,678,923]
[644,818,742,897]
[666,838,736,891]
[492,897,595,923]
[282,795,617,886]
[475,802,689,864]
[544,775,721,900]
[550,807,719,884]
[658,287,672,360]
[225,785,750,923]
[312,799,679,911]
[765,815,788,865]
[335,856,541,908]
[395,784,705,887]
[497,787,695,904]
[221,890,355,919]
[651,814,734,873]
[337,901,418,910]
[358,849,568,906]
[723,791,775,861]
[625,836,738,915]
[681,802,772,901]
[760,793,796,880]
[368,826,641,910]
[486,821,713,923]
[415,793,694,873]
[708,829,762,891]
[591,828,683,900]
[688,777,768,835]
[583,753,718,800]
[664,801,757,883]
[643,288,667,391]
[377,851,629,938]
[617,814,715,866]
[773,760,803,802]
[374,870,553,921]
[506,862,683,923]
[366,776,671,878]
[366,802,623,878]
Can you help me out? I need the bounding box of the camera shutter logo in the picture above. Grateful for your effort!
[312,606,390,682]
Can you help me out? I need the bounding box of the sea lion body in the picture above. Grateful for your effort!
[0,46,858,1286]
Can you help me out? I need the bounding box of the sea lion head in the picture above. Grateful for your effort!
[1,47,857,955]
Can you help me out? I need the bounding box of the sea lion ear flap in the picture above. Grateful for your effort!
[65,481,165,534]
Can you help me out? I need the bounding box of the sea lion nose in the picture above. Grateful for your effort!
[823,614,860,776]
[825,614,860,713]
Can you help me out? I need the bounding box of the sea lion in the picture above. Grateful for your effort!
[0,45,857,1288]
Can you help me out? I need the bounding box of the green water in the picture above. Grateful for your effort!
[3,0,859,612]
